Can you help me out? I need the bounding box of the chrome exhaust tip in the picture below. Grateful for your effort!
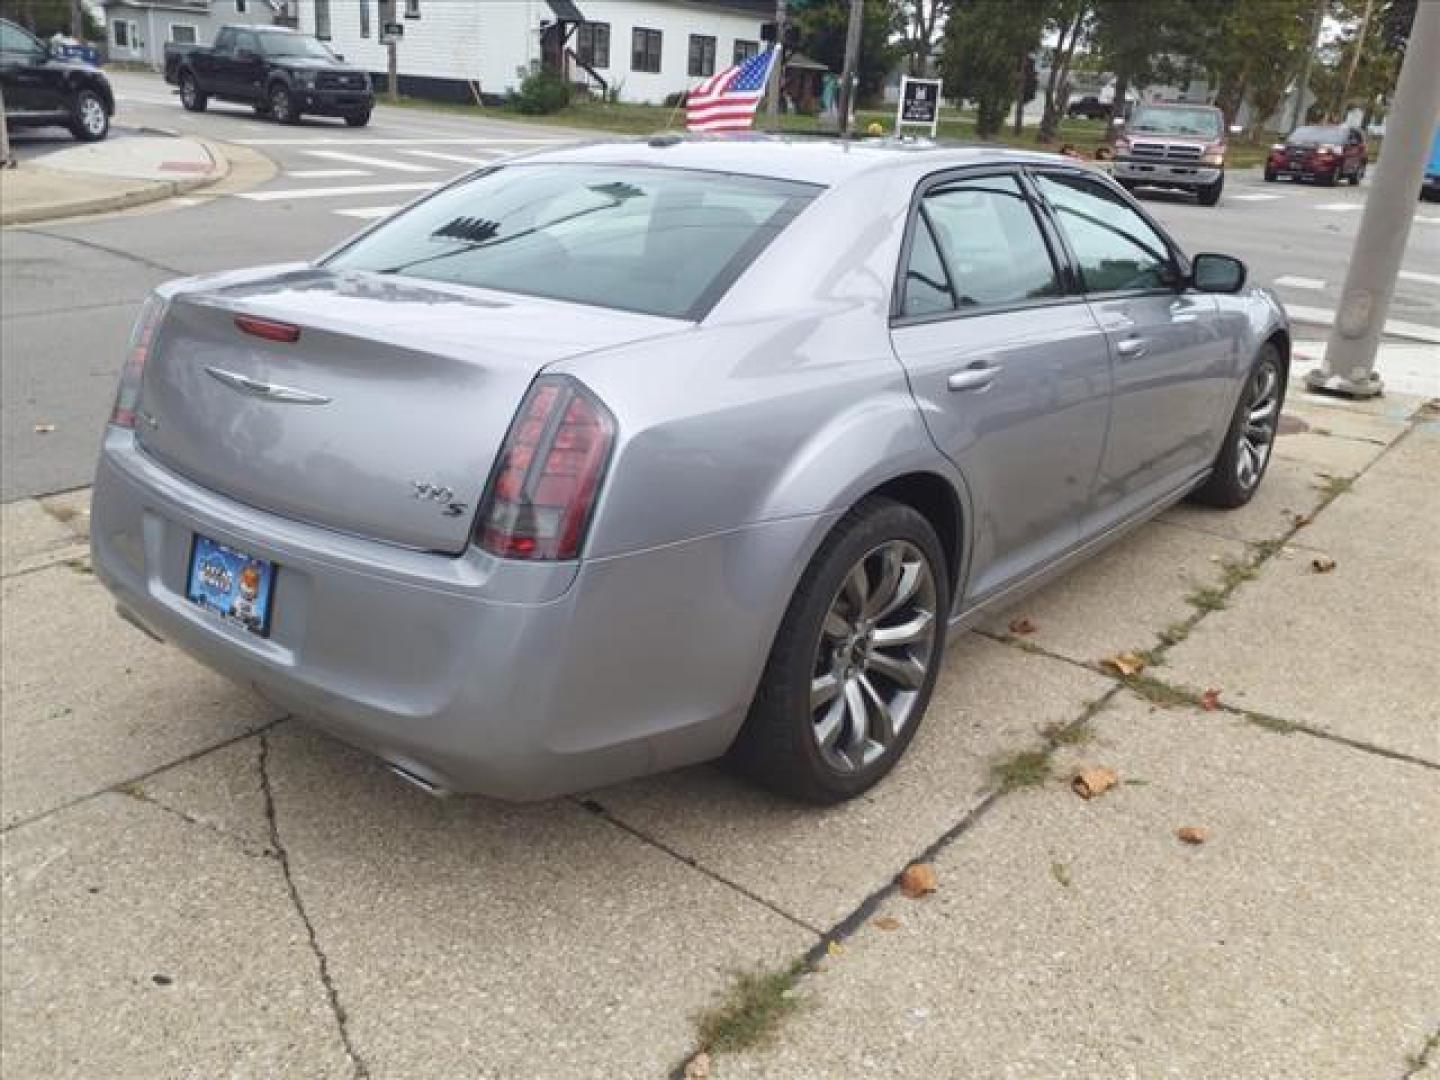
[386,761,452,798]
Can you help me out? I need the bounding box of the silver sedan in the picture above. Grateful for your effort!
[91,138,1289,803]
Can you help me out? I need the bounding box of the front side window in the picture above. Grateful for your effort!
[733,39,759,64]
[2,21,44,53]
[908,175,1061,312]
[170,24,198,44]
[688,34,716,77]
[1034,172,1174,294]
[577,22,609,69]
[326,165,819,320]
[233,30,259,55]
[632,28,661,73]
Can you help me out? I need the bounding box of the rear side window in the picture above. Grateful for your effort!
[901,174,1060,316]
[1034,172,1174,294]
[326,164,818,320]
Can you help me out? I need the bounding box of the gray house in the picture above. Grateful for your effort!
[101,0,289,68]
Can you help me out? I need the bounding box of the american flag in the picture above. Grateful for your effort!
[686,47,781,133]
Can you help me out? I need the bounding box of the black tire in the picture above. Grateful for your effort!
[179,72,207,112]
[68,88,109,142]
[268,83,300,125]
[253,99,271,116]
[728,497,951,803]
[1197,175,1224,206]
[344,109,372,128]
[1348,161,1364,185]
[1188,343,1285,509]
[1263,167,1277,182]
[1321,168,1339,187]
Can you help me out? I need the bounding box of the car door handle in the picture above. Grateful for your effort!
[947,365,999,392]
[1115,336,1148,359]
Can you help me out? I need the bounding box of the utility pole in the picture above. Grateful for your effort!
[1336,0,1375,120]
[766,0,787,124]
[836,0,863,137]
[0,87,12,169]
[381,0,398,104]
[70,0,84,40]
[1290,0,1325,131]
[1306,0,1440,399]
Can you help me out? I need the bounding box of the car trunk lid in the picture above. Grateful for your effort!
[137,267,680,553]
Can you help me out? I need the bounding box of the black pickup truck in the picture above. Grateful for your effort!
[165,25,372,127]
[1,17,113,141]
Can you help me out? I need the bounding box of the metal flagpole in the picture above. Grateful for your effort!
[837,0,863,138]
[766,0,787,126]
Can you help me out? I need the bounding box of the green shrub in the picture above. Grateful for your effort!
[513,69,572,115]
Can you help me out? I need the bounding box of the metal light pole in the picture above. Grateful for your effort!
[1290,0,1325,132]
[836,0,863,138]
[766,0,787,124]
[1306,0,1440,399]
[0,87,12,169]
[381,0,399,104]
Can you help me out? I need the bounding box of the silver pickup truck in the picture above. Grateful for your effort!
[1113,103,1228,207]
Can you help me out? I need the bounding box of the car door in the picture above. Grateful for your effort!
[888,170,1113,605]
[231,30,266,101]
[1029,169,1227,530]
[206,27,243,96]
[0,20,61,114]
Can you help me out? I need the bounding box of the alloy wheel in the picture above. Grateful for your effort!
[78,95,106,136]
[809,540,939,773]
[1237,360,1279,490]
[271,87,291,122]
[181,77,197,108]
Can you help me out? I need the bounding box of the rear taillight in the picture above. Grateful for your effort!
[477,375,615,561]
[110,294,168,429]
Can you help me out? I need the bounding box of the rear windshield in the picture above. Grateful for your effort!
[1288,125,1346,144]
[1129,106,1222,139]
[325,164,820,320]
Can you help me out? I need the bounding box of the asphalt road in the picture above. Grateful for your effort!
[2,71,1437,501]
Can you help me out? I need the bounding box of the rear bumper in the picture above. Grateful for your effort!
[1114,159,1222,187]
[91,429,825,799]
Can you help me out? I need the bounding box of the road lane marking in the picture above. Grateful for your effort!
[1230,193,1285,201]
[334,206,402,220]
[238,181,438,201]
[1275,275,1326,290]
[1416,215,1439,225]
[286,168,372,179]
[399,149,501,166]
[305,150,441,173]
[1315,203,1361,212]
[1399,270,1440,287]
[1285,304,1440,344]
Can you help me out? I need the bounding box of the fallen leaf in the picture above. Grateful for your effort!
[1050,861,1072,888]
[1177,826,1209,845]
[825,940,843,957]
[1071,765,1119,800]
[1100,651,1146,677]
[1008,616,1038,636]
[898,862,938,898]
[1200,689,1221,711]
[1290,511,1314,528]
[33,423,56,434]
[1311,555,1337,573]
[683,1051,712,1079]
[872,915,902,931]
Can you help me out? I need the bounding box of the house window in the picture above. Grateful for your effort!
[631,27,661,73]
[169,23,198,44]
[577,22,609,69]
[404,0,420,17]
[314,0,331,39]
[235,0,247,13]
[360,0,370,37]
[733,39,759,65]
[688,34,716,78]
[112,20,131,48]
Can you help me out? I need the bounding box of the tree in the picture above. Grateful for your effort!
[1090,0,1193,138]
[896,0,952,77]
[1322,0,1416,123]
[940,0,1046,139]
[795,0,902,106]
[1036,0,1093,143]
[0,0,100,39]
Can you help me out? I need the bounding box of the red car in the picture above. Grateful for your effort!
[1266,124,1367,185]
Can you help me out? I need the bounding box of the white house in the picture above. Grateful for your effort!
[291,0,770,105]
[101,0,289,67]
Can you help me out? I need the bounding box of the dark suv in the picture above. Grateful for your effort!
[0,18,114,142]
[1265,124,1367,186]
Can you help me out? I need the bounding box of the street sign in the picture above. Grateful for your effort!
[381,22,403,43]
[896,76,942,138]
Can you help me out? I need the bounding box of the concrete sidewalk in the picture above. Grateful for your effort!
[1,135,233,225]
[1,382,1437,1079]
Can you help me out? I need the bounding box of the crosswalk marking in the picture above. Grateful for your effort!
[1285,304,1440,344]
[1416,215,1440,225]
[234,136,561,147]
[1399,269,1440,287]
[334,206,402,220]
[305,149,441,173]
[239,181,438,202]
[1315,203,1361,212]
[399,149,499,166]
[286,168,372,179]
[1230,193,1285,202]
[1275,275,1325,290]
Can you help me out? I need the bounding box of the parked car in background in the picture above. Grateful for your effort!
[1423,125,1440,201]
[1067,96,1112,121]
[1265,124,1367,185]
[0,16,113,141]
[1112,103,1228,206]
[166,24,373,127]
[91,140,1289,805]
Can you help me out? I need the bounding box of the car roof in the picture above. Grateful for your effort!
[513,135,1076,187]
[221,24,297,33]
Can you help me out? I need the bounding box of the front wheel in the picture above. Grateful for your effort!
[1188,343,1285,509]
[1348,161,1365,185]
[179,73,206,112]
[728,497,949,803]
[269,84,300,125]
[68,88,109,141]
[1197,175,1224,206]
[1263,167,1277,182]
[344,109,372,128]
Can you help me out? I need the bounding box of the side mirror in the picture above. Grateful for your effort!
[1191,253,1247,293]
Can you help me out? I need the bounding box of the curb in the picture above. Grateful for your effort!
[0,137,233,227]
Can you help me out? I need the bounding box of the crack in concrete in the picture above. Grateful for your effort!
[258,733,371,1080]
[116,782,276,860]
[15,227,191,278]
[1402,1024,1440,1078]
